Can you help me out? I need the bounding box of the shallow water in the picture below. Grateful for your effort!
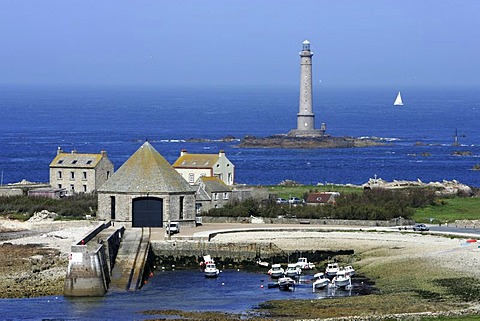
[0,269,367,320]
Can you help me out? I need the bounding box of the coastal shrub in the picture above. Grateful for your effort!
[204,188,436,220]
[0,194,97,218]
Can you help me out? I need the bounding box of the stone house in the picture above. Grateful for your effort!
[172,149,235,185]
[193,176,232,214]
[49,147,114,194]
[97,142,196,228]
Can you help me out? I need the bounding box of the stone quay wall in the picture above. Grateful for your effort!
[200,216,413,227]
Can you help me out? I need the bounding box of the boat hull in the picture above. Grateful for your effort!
[204,271,219,278]
[313,279,330,289]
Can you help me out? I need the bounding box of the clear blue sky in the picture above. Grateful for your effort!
[1,0,478,88]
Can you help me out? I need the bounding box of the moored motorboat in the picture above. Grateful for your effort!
[285,263,302,278]
[325,262,340,278]
[332,269,351,289]
[312,272,330,290]
[344,265,355,276]
[204,262,220,278]
[295,257,316,270]
[267,263,285,278]
[278,276,296,291]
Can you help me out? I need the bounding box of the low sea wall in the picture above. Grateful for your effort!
[200,216,413,227]
[150,240,354,269]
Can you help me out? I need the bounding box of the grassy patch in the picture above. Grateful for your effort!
[258,293,456,320]
[267,184,361,199]
[414,197,480,223]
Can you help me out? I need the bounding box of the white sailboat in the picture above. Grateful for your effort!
[394,91,403,106]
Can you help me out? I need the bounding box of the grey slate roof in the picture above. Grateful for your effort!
[98,142,193,193]
[199,176,231,193]
[193,184,211,201]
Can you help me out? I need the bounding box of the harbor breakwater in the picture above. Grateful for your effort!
[150,240,354,270]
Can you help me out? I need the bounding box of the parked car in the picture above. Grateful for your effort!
[288,197,304,204]
[413,223,429,231]
[166,222,180,234]
[276,198,288,204]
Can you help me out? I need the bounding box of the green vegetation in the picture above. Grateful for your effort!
[0,194,97,218]
[268,184,361,199]
[414,197,480,223]
[207,188,436,221]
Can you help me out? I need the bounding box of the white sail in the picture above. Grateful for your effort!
[394,92,403,106]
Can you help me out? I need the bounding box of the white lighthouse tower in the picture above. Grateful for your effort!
[288,40,325,137]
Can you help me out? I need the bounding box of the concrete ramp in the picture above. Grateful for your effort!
[110,228,151,291]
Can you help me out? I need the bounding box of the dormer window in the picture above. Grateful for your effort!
[86,160,93,165]
[72,160,78,164]
[57,160,64,164]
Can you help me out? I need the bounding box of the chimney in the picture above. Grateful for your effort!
[219,150,225,157]
[101,150,107,156]
[71,149,77,154]
[180,149,188,156]
[57,147,64,155]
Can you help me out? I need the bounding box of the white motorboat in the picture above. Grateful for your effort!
[295,257,316,270]
[285,263,302,277]
[312,272,330,290]
[344,265,355,276]
[267,263,285,278]
[256,259,269,267]
[204,262,220,278]
[325,262,340,278]
[278,276,296,291]
[332,269,352,289]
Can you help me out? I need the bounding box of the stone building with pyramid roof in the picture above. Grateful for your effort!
[97,142,196,227]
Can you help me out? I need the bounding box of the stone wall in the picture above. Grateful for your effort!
[199,216,413,227]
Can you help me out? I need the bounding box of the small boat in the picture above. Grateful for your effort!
[285,263,302,277]
[325,262,340,277]
[332,269,352,289]
[295,257,316,270]
[256,259,269,267]
[312,272,330,290]
[267,264,285,278]
[278,276,296,291]
[394,91,403,106]
[204,262,220,278]
[344,265,355,276]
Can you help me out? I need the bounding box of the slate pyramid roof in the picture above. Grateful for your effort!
[98,142,193,193]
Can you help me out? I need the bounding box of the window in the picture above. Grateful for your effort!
[107,171,110,179]
[223,192,229,200]
[228,173,232,184]
[57,160,64,164]
[58,184,62,189]
[70,172,75,180]
[83,185,87,192]
[214,193,218,200]
[82,172,87,180]
[110,196,116,220]
[71,160,77,164]
[188,173,195,183]
[179,196,184,220]
[70,184,75,191]
[86,160,92,165]
[57,171,62,179]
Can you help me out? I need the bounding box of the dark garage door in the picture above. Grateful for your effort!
[132,197,163,227]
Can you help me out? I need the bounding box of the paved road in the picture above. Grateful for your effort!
[149,222,480,242]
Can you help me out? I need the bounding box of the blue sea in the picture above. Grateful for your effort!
[1,84,479,187]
